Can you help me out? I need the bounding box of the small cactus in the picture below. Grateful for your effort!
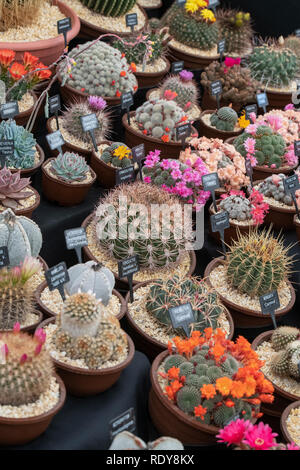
[210,107,238,132]
[79,0,136,17]
[271,326,300,351]
[257,174,295,205]
[216,9,253,55]
[159,70,199,111]
[101,143,133,168]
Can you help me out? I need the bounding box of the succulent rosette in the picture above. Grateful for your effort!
[0,166,32,210]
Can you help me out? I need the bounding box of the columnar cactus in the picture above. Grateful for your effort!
[0,166,32,210]
[271,326,300,352]
[50,152,90,182]
[101,142,133,168]
[159,70,199,111]
[210,107,238,132]
[79,0,136,17]
[216,9,253,55]
[0,120,36,169]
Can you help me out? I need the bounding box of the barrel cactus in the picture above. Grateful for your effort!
[50,152,90,183]
[0,208,42,267]
[271,326,300,352]
[79,0,136,17]
[0,120,36,169]
[210,107,238,132]
[159,70,199,111]
[271,339,300,380]
[216,9,253,55]
[284,35,300,69]
[101,142,133,168]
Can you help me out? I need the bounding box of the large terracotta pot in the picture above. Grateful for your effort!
[280,400,300,444]
[167,43,219,70]
[134,59,171,89]
[204,258,296,329]
[0,1,80,65]
[198,110,243,140]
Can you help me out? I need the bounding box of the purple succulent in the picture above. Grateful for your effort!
[88,95,107,111]
[0,166,32,209]
[179,70,194,82]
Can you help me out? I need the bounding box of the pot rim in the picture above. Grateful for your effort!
[9,144,45,175]
[253,180,297,214]
[168,42,220,61]
[0,309,43,334]
[41,157,97,188]
[0,184,40,217]
[280,399,300,443]
[134,58,170,78]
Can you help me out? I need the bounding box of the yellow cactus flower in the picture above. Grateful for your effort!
[113,145,132,160]
[185,0,207,13]
[238,112,250,129]
[200,8,216,23]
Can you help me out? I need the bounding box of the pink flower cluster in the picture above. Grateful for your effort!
[220,189,269,225]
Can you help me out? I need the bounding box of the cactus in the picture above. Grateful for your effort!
[109,431,184,450]
[234,125,287,168]
[146,275,224,334]
[225,228,292,298]
[113,29,167,66]
[53,292,127,368]
[158,70,199,111]
[271,326,300,352]
[101,142,133,169]
[50,152,90,183]
[216,9,253,55]
[135,98,188,142]
[284,35,300,70]
[61,41,138,98]
[0,120,36,169]
[0,166,32,210]
[79,0,136,17]
[271,340,300,379]
[210,107,238,132]
[257,174,295,205]
[0,0,42,30]
[219,195,253,221]
[0,208,42,267]
[164,354,186,372]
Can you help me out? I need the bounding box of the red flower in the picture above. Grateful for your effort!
[33,62,51,81]
[194,405,207,421]
[23,52,39,71]
[9,62,27,81]
[129,62,136,73]
[0,49,15,68]
[120,71,126,77]
[161,134,169,143]
[116,90,121,97]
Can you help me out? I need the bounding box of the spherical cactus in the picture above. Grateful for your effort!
[289,349,300,379]
[216,9,253,55]
[179,361,194,377]
[61,292,102,338]
[79,0,136,17]
[159,70,199,111]
[163,354,186,372]
[213,404,238,428]
[257,174,294,205]
[101,143,133,169]
[219,195,253,222]
[271,349,291,376]
[176,386,201,413]
[271,326,300,352]
[284,35,300,66]
[210,107,238,132]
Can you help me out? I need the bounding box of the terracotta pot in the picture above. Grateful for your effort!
[198,110,243,140]
[90,141,115,188]
[0,1,80,66]
[38,317,135,397]
[167,43,219,70]
[81,213,196,290]
[266,89,294,111]
[0,374,66,446]
[252,331,300,415]
[134,59,170,89]
[294,215,300,242]
[123,112,198,160]
[201,88,243,113]
[140,0,162,9]
[0,185,40,219]
[124,280,234,362]
[41,158,96,206]
[7,144,45,178]
[204,258,296,328]
[0,309,43,337]
[35,280,127,321]
[0,92,37,128]
[280,400,300,444]
[146,88,202,121]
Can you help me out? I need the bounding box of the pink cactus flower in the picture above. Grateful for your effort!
[20,354,28,364]
[179,70,193,81]
[243,422,278,450]
[88,95,107,110]
[286,443,300,450]
[13,322,20,333]
[284,103,295,111]
[143,176,152,183]
[217,419,253,446]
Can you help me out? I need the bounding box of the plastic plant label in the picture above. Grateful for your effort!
[64,227,88,264]
[295,29,300,37]
[176,0,186,5]
[49,94,61,114]
[46,130,65,153]
[171,61,184,74]
[0,246,9,268]
[132,144,145,182]
[0,140,14,167]
[218,39,226,62]
[245,104,258,121]
[294,140,300,157]
[57,17,71,47]
[109,408,136,441]
[210,80,222,96]
[45,262,70,301]
[126,13,138,31]
[0,101,19,120]
[202,172,220,192]
[210,211,230,258]
[256,92,269,112]
[208,0,220,12]
[259,291,280,329]
[121,92,134,110]
[116,166,135,185]
[118,255,139,303]
[284,174,300,195]
[176,122,191,148]
[80,114,99,132]
[169,303,195,337]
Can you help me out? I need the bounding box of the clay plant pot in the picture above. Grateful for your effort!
[198,110,243,140]
[0,1,80,66]
[8,144,45,179]
[124,280,234,362]
[294,215,300,242]
[38,317,135,397]
[204,258,296,329]
[0,309,43,337]
[146,88,202,121]
[201,88,243,113]
[0,185,40,219]
[266,89,294,111]
[134,59,171,89]
[0,374,66,446]
[167,43,219,70]
[90,141,116,189]
[140,0,162,10]
[281,400,300,444]
[0,92,37,128]
[252,331,300,417]
[41,158,96,207]
[123,112,198,160]
[81,213,196,291]
[35,280,127,321]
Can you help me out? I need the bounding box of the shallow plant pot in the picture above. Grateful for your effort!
[266,89,294,111]
[139,0,162,10]
[123,112,197,159]
[167,43,219,70]
[252,331,300,416]
[125,280,234,362]
[0,185,40,219]
[0,1,80,65]
[0,92,37,128]
[201,88,243,113]
[0,374,66,446]
[8,144,45,179]
[204,258,296,329]
[0,309,43,336]
[35,280,127,321]
[38,317,135,397]
[198,110,243,140]
[294,215,300,242]
[41,158,96,206]
[81,213,196,290]
[134,59,170,89]
[280,400,300,444]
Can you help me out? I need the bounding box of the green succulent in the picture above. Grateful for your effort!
[50,152,89,182]
[0,120,36,169]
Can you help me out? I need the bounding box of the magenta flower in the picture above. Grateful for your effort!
[284,103,295,111]
[244,137,256,155]
[243,422,278,450]
[169,160,180,170]
[144,176,151,183]
[88,95,107,110]
[217,419,252,446]
[179,70,194,82]
[171,169,182,180]
[287,443,300,450]
[160,159,171,170]
[246,124,258,135]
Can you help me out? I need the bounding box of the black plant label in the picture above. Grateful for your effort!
[109,408,136,441]
[0,101,19,120]
[169,303,195,337]
[0,246,9,268]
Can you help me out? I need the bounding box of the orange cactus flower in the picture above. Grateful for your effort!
[194,405,207,421]
[33,62,52,81]
[259,394,274,404]
[170,379,183,394]
[134,85,138,91]
[116,90,121,97]
[167,341,173,354]
[120,71,126,77]
[129,62,137,73]
[230,380,246,399]
[121,53,125,58]
[165,127,170,132]
[165,385,176,401]
[0,49,15,68]
[257,379,274,395]
[243,376,257,397]
[161,134,169,143]
[143,129,148,135]
[168,366,180,380]
[204,327,213,341]
[212,342,225,361]
[23,52,39,71]
[215,377,232,396]
[9,62,27,80]
[201,384,216,400]
[225,399,235,408]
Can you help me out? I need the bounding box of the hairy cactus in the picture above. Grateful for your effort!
[53,292,127,368]
[216,9,253,55]
[0,120,36,169]
[219,195,253,221]
[50,152,90,183]
[113,29,167,66]
[135,98,188,142]
[79,0,136,17]
[0,0,42,30]
[271,326,300,352]
[271,340,300,379]
[225,228,292,297]
[210,107,238,132]
[101,142,133,168]
[234,125,287,168]
[94,182,189,270]
[159,70,199,111]
[61,41,138,98]
[0,166,32,210]
[146,275,224,334]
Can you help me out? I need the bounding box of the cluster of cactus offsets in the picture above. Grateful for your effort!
[135,99,188,142]
[234,125,287,168]
[94,182,189,270]
[61,96,111,146]
[0,257,41,330]
[146,275,224,333]
[0,166,32,210]
[101,142,133,168]
[271,327,300,380]
[0,0,42,30]
[0,328,52,406]
[79,0,136,17]
[210,107,238,132]
[61,41,138,98]
[271,326,300,352]
[284,35,300,69]
[53,292,127,368]
[219,195,253,222]
[216,9,253,55]
[50,152,90,183]
[113,29,167,66]
[249,44,298,88]
[201,61,261,106]
[0,120,36,169]
[159,70,199,112]
[225,228,292,298]
[257,174,295,206]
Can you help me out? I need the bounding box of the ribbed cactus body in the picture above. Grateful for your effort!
[79,0,136,17]
[210,107,238,132]
[216,9,253,55]
[271,326,299,351]
[0,285,32,330]
[160,72,198,111]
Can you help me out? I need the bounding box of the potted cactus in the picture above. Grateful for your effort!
[216,9,254,57]
[58,40,138,106]
[281,400,300,448]
[199,106,244,140]
[109,431,183,450]
[39,291,135,396]
[124,274,234,361]
[204,228,296,328]
[42,152,96,206]
[149,329,274,445]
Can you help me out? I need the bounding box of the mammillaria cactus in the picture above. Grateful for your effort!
[257,174,299,207]
[50,152,90,183]
[216,9,253,55]
[210,107,238,132]
[101,142,133,168]
[61,41,138,98]
[0,166,32,210]
[159,70,199,112]
[0,120,36,169]
[53,292,127,368]
[225,228,292,298]
[0,208,42,267]
[0,0,42,30]
[271,339,300,380]
[135,98,189,142]
[79,0,136,17]
[162,329,274,427]
[271,326,300,352]
[0,327,52,406]
[219,189,269,225]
